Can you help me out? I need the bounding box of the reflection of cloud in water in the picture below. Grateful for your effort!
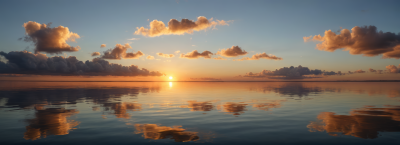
[218,102,248,116]
[249,83,322,97]
[252,100,286,111]
[103,102,142,119]
[181,101,215,111]
[24,108,79,140]
[307,106,400,139]
[134,124,199,142]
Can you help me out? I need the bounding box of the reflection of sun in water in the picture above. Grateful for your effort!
[169,76,173,80]
[169,82,173,88]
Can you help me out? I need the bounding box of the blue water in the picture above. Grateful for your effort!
[0,82,399,144]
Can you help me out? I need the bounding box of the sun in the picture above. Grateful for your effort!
[169,76,173,80]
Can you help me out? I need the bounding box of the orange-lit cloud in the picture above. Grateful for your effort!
[243,65,339,79]
[175,50,180,54]
[217,102,247,116]
[91,52,100,56]
[24,108,80,140]
[157,53,175,58]
[146,55,155,60]
[235,52,282,61]
[22,21,80,54]
[252,100,286,111]
[216,46,248,57]
[134,16,229,37]
[179,50,213,59]
[0,51,163,76]
[307,106,400,139]
[386,64,400,73]
[100,44,106,48]
[305,26,400,58]
[102,43,144,59]
[134,124,199,142]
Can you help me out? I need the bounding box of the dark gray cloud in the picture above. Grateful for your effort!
[0,51,163,76]
[22,21,80,54]
[304,25,400,59]
[243,65,340,79]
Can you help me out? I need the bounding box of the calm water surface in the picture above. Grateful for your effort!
[0,81,399,144]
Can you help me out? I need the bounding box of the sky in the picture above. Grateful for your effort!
[0,0,400,81]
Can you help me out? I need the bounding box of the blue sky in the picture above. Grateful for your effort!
[0,0,399,80]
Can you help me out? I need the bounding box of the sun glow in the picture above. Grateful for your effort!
[169,76,173,80]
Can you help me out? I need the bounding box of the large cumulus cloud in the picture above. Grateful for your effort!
[386,64,400,73]
[22,21,80,54]
[216,46,248,57]
[243,65,339,79]
[179,50,213,59]
[235,53,282,61]
[134,16,229,37]
[0,51,163,76]
[304,26,400,59]
[102,43,144,59]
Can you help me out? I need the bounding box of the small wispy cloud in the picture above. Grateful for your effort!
[128,38,140,40]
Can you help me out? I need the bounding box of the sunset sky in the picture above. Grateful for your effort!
[0,0,400,81]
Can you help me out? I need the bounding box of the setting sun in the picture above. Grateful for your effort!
[169,76,173,80]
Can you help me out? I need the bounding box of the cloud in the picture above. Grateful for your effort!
[101,43,144,59]
[175,50,180,54]
[134,16,229,37]
[0,51,163,76]
[386,64,400,73]
[157,53,175,58]
[146,55,154,60]
[243,65,339,79]
[103,102,141,119]
[134,124,199,142]
[127,38,140,40]
[100,44,106,48]
[305,26,400,59]
[354,69,366,73]
[179,50,213,59]
[180,101,215,111]
[235,52,282,61]
[303,36,312,42]
[91,52,100,56]
[189,77,222,81]
[307,106,400,139]
[369,68,383,74]
[213,56,227,60]
[22,21,81,54]
[216,46,248,57]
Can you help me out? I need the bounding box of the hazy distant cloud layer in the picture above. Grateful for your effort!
[243,65,339,79]
[22,21,80,54]
[213,56,227,60]
[386,64,400,73]
[157,53,175,58]
[190,77,222,81]
[179,50,213,59]
[100,44,106,48]
[134,16,229,37]
[369,68,383,74]
[0,51,163,76]
[235,53,282,61]
[91,52,100,56]
[354,69,366,73]
[146,55,154,60]
[216,46,248,57]
[305,26,400,59]
[102,43,143,59]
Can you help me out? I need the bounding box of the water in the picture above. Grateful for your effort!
[0,81,399,145]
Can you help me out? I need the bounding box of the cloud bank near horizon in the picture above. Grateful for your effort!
[0,51,163,76]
